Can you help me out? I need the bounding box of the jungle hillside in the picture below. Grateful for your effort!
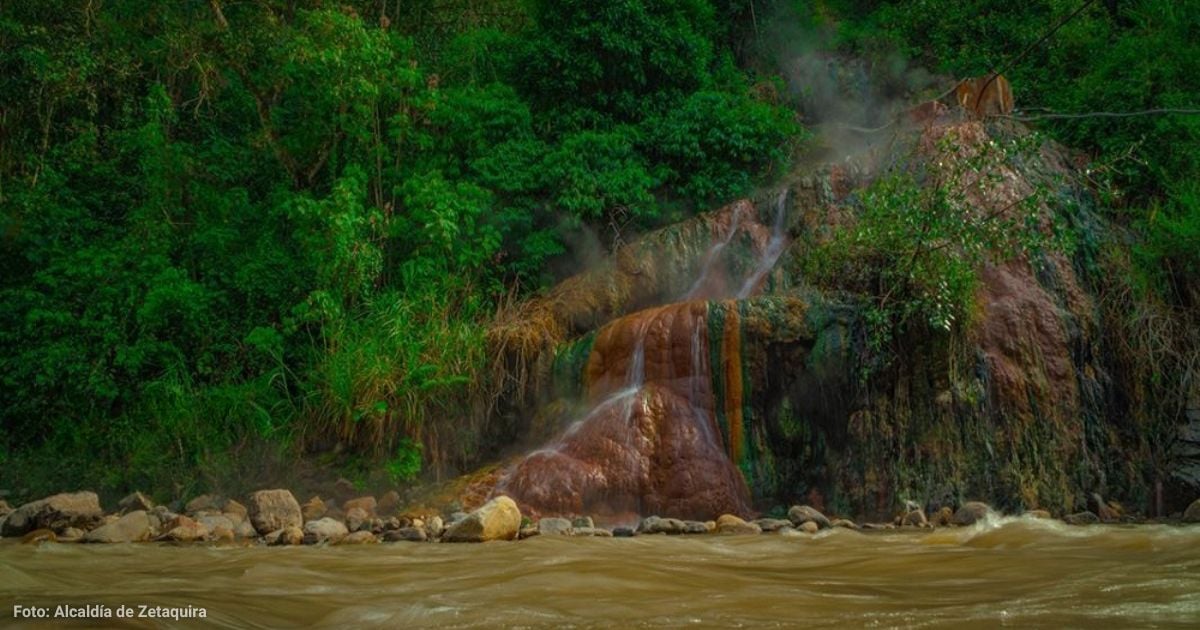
[1,0,1197,508]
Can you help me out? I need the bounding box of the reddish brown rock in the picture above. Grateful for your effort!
[497,302,755,521]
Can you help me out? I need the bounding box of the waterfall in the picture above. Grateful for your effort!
[496,190,795,520]
[736,188,789,299]
[684,204,743,300]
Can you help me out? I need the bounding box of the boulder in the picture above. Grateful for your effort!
[59,527,85,542]
[1024,509,1052,519]
[2,492,103,536]
[933,507,955,527]
[1184,499,1200,523]
[572,516,595,529]
[902,509,928,527]
[1063,511,1100,525]
[233,520,257,539]
[683,520,710,534]
[343,496,378,517]
[185,494,223,515]
[118,492,154,513]
[84,510,151,543]
[339,531,377,545]
[952,502,993,526]
[223,500,248,523]
[378,491,401,516]
[800,521,820,534]
[345,507,369,532]
[753,518,792,532]
[426,515,445,538]
[198,514,235,534]
[247,489,302,535]
[831,519,860,530]
[638,516,687,535]
[787,505,831,530]
[384,527,427,542]
[613,527,637,537]
[0,499,11,517]
[537,517,574,536]
[268,526,304,546]
[301,497,327,522]
[442,496,522,542]
[210,526,235,542]
[716,514,762,535]
[303,517,349,544]
[158,517,210,542]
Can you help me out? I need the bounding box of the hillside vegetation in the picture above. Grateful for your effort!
[1,0,1195,504]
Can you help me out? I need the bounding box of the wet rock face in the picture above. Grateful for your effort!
[498,302,756,522]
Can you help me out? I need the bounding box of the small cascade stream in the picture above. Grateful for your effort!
[737,188,789,298]
[495,189,792,522]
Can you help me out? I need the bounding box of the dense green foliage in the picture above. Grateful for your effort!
[2,0,1196,504]
[806,131,1067,373]
[0,0,796,499]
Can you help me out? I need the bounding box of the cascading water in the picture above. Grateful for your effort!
[737,188,789,299]
[495,188,792,522]
[684,203,743,300]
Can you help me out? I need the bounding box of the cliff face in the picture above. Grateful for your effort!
[482,112,1195,521]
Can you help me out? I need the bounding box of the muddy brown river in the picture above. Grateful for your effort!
[2,516,1198,628]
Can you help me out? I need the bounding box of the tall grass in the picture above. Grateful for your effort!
[304,279,496,479]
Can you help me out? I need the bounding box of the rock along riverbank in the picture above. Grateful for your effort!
[3,488,1199,547]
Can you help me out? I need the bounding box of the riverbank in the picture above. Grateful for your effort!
[4,516,1200,628]
[3,488,1200,548]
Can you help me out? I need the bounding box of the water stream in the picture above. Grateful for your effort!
[3,517,1198,628]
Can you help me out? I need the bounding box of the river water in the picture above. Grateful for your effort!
[2,516,1198,628]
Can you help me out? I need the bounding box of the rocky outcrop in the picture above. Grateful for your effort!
[496,297,838,521]
[2,492,103,536]
[442,496,521,542]
[248,490,302,535]
[454,112,1195,522]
